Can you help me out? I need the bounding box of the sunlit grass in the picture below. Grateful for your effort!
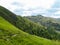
[0,16,60,45]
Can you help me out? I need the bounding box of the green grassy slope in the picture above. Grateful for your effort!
[0,16,60,45]
[0,6,54,40]
[0,6,60,45]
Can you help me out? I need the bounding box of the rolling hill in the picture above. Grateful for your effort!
[1,6,60,40]
[0,6,60,45]
[0,16,58,45]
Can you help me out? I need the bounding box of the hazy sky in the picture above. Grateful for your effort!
[0,0,60,18]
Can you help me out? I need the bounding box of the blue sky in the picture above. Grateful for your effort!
[0,0,60,18]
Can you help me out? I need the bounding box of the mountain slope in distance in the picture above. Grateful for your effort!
[25,15,60,31]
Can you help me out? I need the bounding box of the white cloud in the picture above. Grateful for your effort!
[49,11,60,18]
[0,0,56,16]
[54,11,60,14]
[0,0,16,12]
[22,11,32,16]
[50,15,60,18]
[17,0,55,9]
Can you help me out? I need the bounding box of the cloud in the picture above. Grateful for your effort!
[22,11,32,16]
[0,0,18,12]
[18,0,55,9]
[54,11,60,14]
[0,0,56,16]
[52,0,60,8]
[50,15,60,18]
[48,10,60,18]
[43,0,60,18]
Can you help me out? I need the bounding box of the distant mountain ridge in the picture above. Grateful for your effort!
[25,15,60,31]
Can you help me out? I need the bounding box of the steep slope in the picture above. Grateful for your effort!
[17,16,60,40]
[0,6,17,26]
[0,14,60,45]
[0,6,60,40]
[0,6,54,40]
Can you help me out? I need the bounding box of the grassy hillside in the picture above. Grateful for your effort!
[0,15,60,45]
[0,6,60,45]
[0,6,60,40]
[0,6,54,40]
